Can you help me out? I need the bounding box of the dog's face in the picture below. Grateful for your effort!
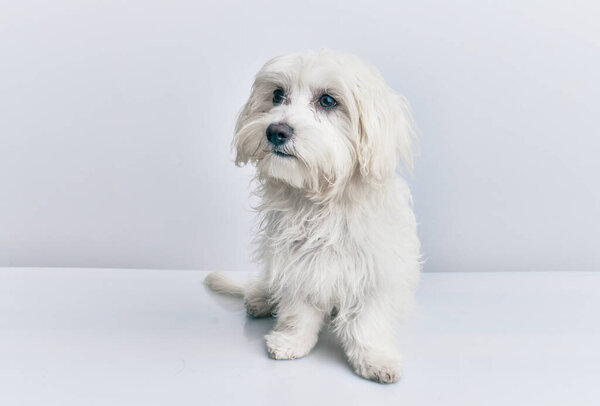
[233,50,416,194]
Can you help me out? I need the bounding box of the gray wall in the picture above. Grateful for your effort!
[1,0,599,272]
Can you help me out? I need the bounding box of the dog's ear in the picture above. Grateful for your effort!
[232,99,251,166]
[232,84,263,167]
[352,71,417,181]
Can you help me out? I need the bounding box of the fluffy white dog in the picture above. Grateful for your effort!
[205,50,421,383]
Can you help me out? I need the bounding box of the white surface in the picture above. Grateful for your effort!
[2,1,600,272]
[1,268,598,405]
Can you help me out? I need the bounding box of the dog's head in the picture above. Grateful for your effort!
[233,50,416,195]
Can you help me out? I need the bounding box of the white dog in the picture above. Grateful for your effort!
[205,50,421,383]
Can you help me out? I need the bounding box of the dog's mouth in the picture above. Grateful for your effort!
[272,149,295,158]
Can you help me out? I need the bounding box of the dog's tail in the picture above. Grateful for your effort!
[204,271,245,298]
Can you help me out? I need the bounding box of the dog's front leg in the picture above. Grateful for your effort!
[265,299,324,360]
[336,299,402,383]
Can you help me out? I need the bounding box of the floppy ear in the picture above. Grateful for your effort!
[232,82,265,167]
[232,97,253,166]
[353,73,417,181]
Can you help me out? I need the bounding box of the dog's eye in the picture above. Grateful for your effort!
[273,89,285,104]
[319,94,337,109]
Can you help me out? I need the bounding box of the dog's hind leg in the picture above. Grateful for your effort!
[244,276,275,318]
[205,271,274,317]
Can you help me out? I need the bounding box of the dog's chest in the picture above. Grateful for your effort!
[262,205,381,307]
[268,206,351,254]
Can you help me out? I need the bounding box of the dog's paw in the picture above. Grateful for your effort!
[351,355,402,384]
[265,332,312,360]
[244,296,273,318]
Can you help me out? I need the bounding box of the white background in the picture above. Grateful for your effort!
[1,0,599,272]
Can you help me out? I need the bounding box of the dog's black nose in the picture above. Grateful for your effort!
[266,123,293,146]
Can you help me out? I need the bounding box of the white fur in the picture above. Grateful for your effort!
[205,50,421,383]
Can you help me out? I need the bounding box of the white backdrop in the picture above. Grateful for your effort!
[1,0,599,272]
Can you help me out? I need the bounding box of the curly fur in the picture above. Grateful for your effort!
[205,50,421,383]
